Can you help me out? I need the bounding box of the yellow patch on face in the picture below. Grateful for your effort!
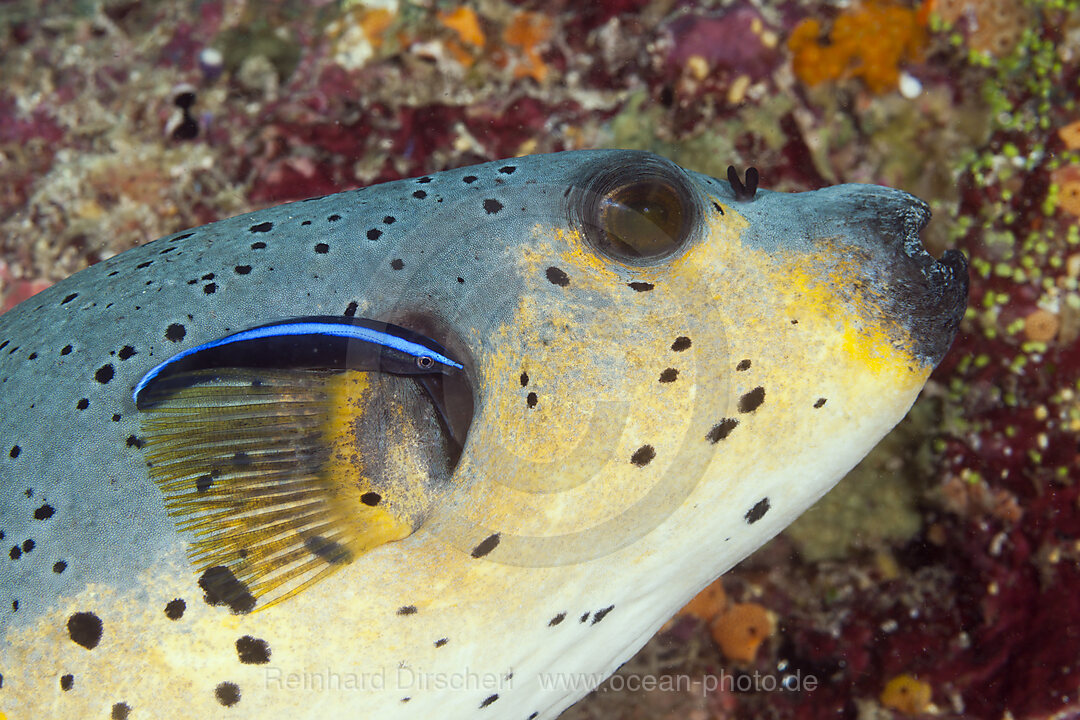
[422,194,929,566]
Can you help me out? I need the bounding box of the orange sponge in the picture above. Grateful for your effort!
[880,673,933,714]
[788,1,927,93]
[710,602,773,662]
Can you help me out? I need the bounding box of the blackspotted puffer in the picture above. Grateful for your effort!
[0,150,967,719]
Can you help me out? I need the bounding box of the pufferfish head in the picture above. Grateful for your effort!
[375,149,968,577]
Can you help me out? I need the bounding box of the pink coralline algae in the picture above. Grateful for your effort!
[665,8,781,82]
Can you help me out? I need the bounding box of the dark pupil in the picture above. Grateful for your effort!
[601,182,683,257]
[418,356,434,368]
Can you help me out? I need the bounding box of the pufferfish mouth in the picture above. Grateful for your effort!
[893,199,969,367]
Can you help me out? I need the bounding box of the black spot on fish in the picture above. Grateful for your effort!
[457,276,465,283]
[483,198,503,214]
[463,175,477,183]
[435,638,448,647]
[95,364,114,384]
[391,258,404,270]
[580,612,590,623]
[546,266,569,286]
[592,605,614,624]
[60,344,73,355]
[471,534,500,558]
[199,566,256,614]
[315,243,329,254]
[27,351,37,360]
[111,702,131,719]
[520,371,529,387]
[549,613,566,626]
[249,222,273,233]
[814,398,827,408]
[528,714,539,720]
[360,492,381,506]
[417,176,432,184]
[234,265,252,275]
[630,445,655,466]
[164,598,186,620]
[301,220,312,226]
[112,413,121,422]
[738,386,765,413]
[33,503,54,520]
[367,228,382,241]
[67,611,103,649]
[413,190,427,199]
[251,241,266,250]
[136,261,153,270]
[165,323,186,342]
[736,359,751,371]
[215,682,240,707]
[305,536,351,564]
[328,214,342,222]
[659,368,678,383]
[118,345,136,360]
[12,600,17,611]
[480,694,499,708]
[706,419,738,443]
[53,561,67,573]
[791,319,798,324]
[629,282,654,292]
[236,635,271,664]
[397,605,418,616]
[344,301,358,317]
[745,498,770,524]
[76,398,89,410]
[195,474,213,493]
[126,435,145,449]
[203,283,217,294]
[174,232,194,241]
[61,293,78,305]
[499,166,517,174]
[526,392,538,408]
[713,201,725,215]
[232,452,252,466]
[671,336,691,351]
[21,539,33,552]
[60,674,74,691]
[5,546,14,560]
[383,215,396,224]
[201,273,215,281]
[9,445,20,458]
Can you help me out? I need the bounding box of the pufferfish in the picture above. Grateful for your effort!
[0,150,966,719]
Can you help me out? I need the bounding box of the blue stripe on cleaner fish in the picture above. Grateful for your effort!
[132,316,463,407]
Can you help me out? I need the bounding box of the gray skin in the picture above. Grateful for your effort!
[0,150,967,719]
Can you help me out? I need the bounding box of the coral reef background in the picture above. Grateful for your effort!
[2,0,1079,718]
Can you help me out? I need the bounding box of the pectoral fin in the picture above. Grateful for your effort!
[139,368,458,610]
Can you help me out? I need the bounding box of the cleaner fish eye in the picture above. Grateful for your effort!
[0,149,967,720]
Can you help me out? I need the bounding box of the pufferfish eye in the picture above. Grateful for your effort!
[574,154,700,263]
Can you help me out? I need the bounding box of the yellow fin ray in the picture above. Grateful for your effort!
[140,368,418,611]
